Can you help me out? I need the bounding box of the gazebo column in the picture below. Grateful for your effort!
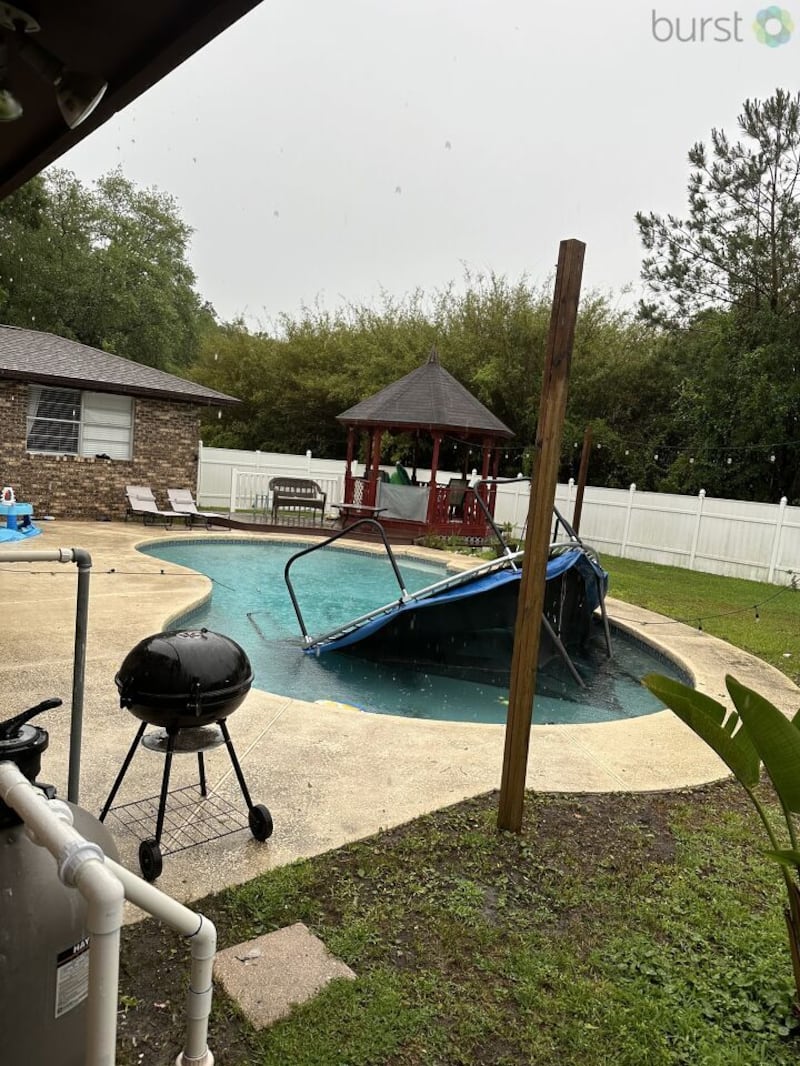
[344,426,355,505]
[480,439,491,480]
[488,444,501,518]
[426,432,442,525]
[369,428,383,507]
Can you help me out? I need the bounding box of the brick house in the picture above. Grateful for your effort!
[0,325,239,519]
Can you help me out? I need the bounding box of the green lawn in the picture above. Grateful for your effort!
[603,554,800,685]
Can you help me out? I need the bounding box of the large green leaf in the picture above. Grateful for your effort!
[766,849,800,869]
[727,676,800,813]
[643,674,760,788]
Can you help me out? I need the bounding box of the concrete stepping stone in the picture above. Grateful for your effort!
[214,922,356,1028]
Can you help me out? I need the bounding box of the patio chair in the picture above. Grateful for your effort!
[125,485,185,528]
[447,478,467,519]
[167,488,227,530]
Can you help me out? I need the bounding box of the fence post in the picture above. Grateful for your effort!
[688,489,706,571]
[768,496,789,583]
[620,482,636,558]
[306,449,313,475]
[514,475,526,536]
[229,468,237,513]
[196,440,203,496]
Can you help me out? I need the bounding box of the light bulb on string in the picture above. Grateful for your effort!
[727,457,732,465]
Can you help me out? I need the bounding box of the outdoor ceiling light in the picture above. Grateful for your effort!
[0,2,107,129]
[0,39,22,121]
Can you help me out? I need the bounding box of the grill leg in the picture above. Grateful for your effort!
[218,719,254,810]
[99,721,147,821]
[197,751,208,797]
[153,728,177,845]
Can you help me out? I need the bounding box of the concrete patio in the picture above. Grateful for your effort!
[1,519,798,906]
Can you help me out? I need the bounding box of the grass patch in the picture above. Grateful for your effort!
[118,785,800,1065]
[602,554,800,684]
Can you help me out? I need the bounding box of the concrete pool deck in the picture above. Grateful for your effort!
[1,519,798,906]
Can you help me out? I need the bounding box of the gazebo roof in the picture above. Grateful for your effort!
[336,349,513,439]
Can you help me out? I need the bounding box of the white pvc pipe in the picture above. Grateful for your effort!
[105,858,217,1066]
[76,862,124,1066]
[0,547,80,562]
[0,763,124,1066]
[0,764,217,1066]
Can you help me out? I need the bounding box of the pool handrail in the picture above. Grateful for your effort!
[283,518,409,644]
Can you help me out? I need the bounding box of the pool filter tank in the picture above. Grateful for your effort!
[0,699,119,1066]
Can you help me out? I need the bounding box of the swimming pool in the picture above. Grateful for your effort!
[140,539,687,724]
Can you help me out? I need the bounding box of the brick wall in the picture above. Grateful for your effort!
[0,380,201,519]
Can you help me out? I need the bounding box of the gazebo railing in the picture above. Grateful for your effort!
[351,477,377,509]
[427,485,491,538]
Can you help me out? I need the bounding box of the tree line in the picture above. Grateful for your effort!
[1,88,798,504]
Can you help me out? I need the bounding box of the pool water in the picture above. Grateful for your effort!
[140,540,687,725]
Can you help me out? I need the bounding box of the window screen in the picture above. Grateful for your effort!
[26,386,81,453]
[27,386,134,459]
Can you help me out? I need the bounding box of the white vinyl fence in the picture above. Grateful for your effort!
[197,445,800,585]
[493,480,799,586]
[196,442,460,516]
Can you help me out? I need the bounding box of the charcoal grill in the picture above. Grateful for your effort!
[99,628,272,881]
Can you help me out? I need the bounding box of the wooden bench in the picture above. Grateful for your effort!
[269,477,327,524]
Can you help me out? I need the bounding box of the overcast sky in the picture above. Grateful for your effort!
[60,0,800,329]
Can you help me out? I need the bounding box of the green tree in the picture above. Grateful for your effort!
[0,167,208,371]
[637,88,800,324]
[195,275,672,488]
[636,89,800,502]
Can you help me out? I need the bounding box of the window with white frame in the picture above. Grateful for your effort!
[26,386,134,460]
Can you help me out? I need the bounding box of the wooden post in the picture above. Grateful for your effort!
[572,425,592,535]
[498,239,585,832]
[426,432,442,524]
[344,426,355,504]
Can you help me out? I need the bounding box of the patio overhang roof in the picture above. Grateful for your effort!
[0,0,265,200]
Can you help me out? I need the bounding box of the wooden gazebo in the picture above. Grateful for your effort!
[337,349,513,539]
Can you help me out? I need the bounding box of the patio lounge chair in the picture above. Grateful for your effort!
[125,485,185,528]
[167,488,227,530]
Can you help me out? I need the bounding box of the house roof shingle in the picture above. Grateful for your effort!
[0,325,239,406]
[336,348,513,439]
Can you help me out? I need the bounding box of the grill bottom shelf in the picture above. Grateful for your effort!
[103,784,249,857]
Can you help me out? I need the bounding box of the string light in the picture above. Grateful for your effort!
[612,575,796,631]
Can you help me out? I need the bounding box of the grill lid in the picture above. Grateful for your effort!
[115,628,253,724]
